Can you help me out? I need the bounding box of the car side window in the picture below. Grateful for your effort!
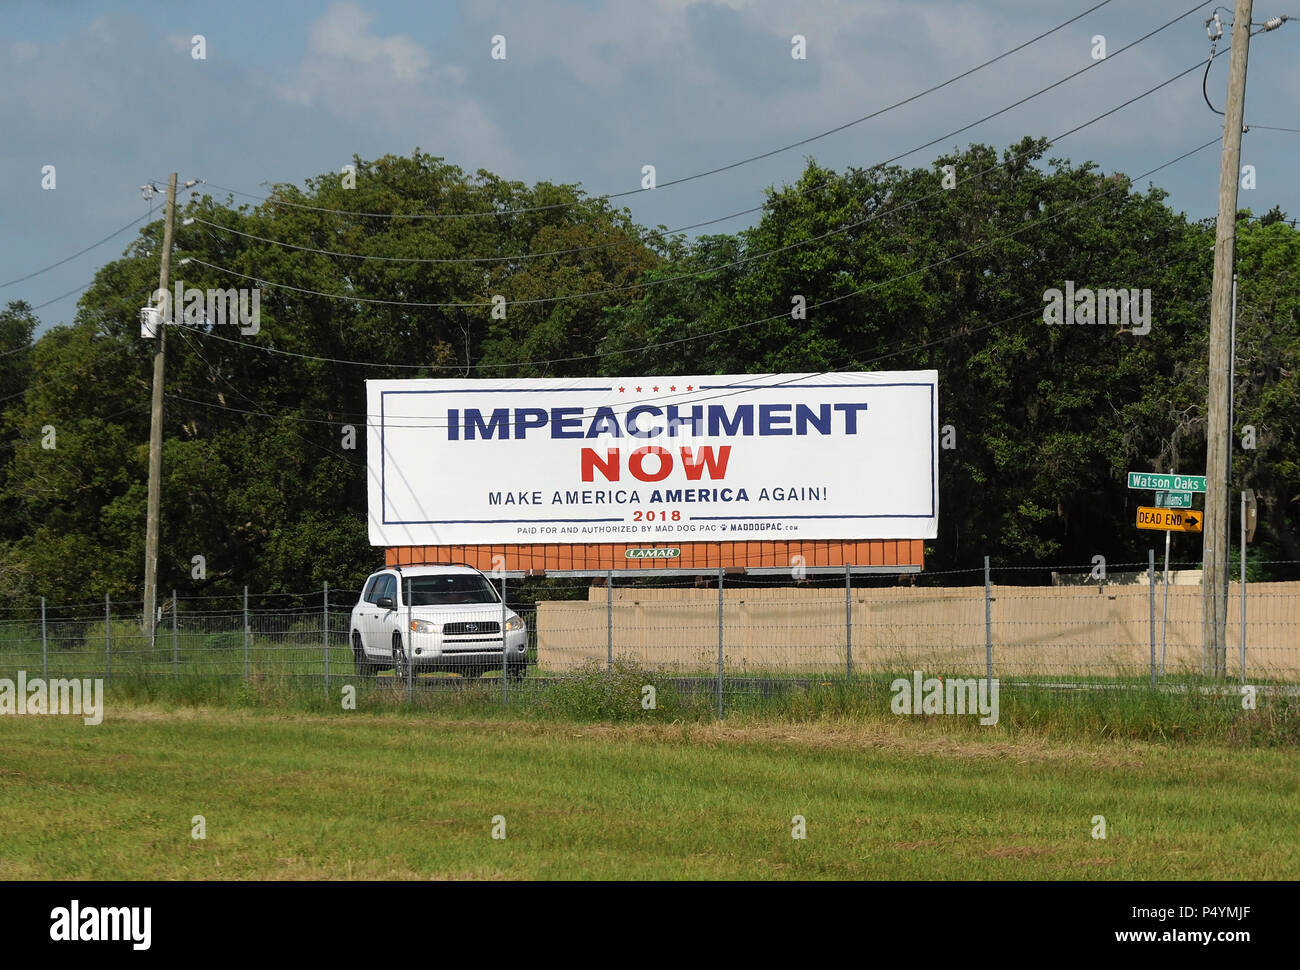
[377,575,396,604]
[362,576,381,604]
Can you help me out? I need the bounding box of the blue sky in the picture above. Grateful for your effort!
[3,0,1298,334]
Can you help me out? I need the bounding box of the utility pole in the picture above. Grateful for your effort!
[143,172,177,644]
[1204,0,1252,676]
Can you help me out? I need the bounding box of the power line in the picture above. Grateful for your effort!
[203,0,1210,224]
[0,210,152,290]
[185,131,1221,387]
[821,245,1209,376]
[168,132,1222,430]
[187,213,688,266]
[1205,10,1292,114]
[184,54,1214,315]
[8,19,1214,421]
[0,339,140,406]
[172,325,367,469]
[29,280,95,312]
[159,246,1192,434]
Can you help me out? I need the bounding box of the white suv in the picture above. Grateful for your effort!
[350,565,528,680]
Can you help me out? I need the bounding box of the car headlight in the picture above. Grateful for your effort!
[504,615,526,632]
[409,619,437,633]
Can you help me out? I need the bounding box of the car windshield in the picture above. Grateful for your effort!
[402,573,500,606]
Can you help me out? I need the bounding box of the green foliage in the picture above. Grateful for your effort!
[2,145,1299,603]
[538,657,688,722]
[203,630,245,651]
[0,151,665,606]
[82,618,154,664]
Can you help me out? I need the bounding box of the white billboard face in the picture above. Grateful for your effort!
[367,372,938,547]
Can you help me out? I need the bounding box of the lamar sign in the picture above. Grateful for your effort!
[367,372,939,548]
[625,547,681,560]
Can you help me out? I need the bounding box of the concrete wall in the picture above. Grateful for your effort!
[534,582,1300,679]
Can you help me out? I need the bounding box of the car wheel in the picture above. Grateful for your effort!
[392,633,409,682]
[352,631,373,677]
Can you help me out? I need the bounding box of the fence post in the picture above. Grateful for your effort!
[105,592,111,685]
[983,557,992,684]
[406,579,414,705]
[1148,550,1156,688]
[40,596,48,681]
[242,586,249,681]
[171,590,178,679]
[1240,490,1247,684]
[606,568,613,671]
[501,572,508,707]
[716,566,724,719]
[845,562,852,680]
[323,581,330,692]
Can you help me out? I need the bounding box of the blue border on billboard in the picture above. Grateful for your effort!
[379,381,937,527]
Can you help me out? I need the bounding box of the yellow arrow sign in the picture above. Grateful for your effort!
[1136,507,1203,533]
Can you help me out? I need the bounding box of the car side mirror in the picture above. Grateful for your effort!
[376,596,394,609]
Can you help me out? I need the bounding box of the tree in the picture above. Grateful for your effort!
[0,151,663,604]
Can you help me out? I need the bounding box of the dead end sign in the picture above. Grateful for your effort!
[1136,507,1203,533]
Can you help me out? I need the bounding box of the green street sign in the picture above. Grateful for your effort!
[1154,490,1193,508]
[1127,472,1206,493]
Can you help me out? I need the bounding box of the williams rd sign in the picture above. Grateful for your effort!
[1153,490,1193,509]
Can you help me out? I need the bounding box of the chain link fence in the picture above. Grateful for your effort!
[1,560,1297,714]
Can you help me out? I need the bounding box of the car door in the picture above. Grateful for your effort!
[357,575,387,656]
[353,577,375,654]
[369,574,398,654]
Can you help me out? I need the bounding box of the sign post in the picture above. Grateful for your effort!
[1240,489,1246,683]
[1241,488,1255,683]
[1162,529,1170,676]
[1134,508,1203,675]
[1129,473,1207,678]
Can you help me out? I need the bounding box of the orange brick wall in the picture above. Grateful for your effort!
[386,540,923,573]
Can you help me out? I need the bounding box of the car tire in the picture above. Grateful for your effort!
[352,631,375,678]
[392,633,410,682]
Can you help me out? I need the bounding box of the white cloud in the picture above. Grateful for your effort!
[305,1,431,82]
[262,2,511,174]
[10,40,39,63]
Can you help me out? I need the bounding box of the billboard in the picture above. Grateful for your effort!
[367,372,938,548]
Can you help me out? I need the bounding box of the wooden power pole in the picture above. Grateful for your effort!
[1204,0,1253,675]
[143,172,177,643]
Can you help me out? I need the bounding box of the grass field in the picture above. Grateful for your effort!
[1,699,1297,880]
